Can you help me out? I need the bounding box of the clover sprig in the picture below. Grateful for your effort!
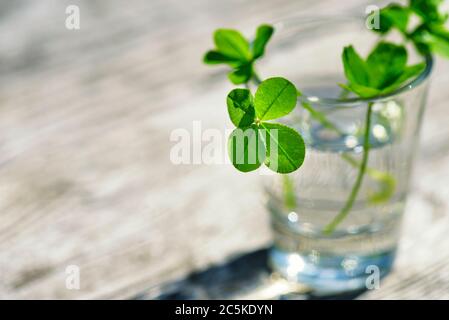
[203,25,273,84]
[203,24,305,174]
[327,38,426,233]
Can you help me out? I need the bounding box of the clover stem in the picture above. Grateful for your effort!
[301,101,344,135]
[283,175,297,211]
[252,70,263,85]
[323,102,374,235]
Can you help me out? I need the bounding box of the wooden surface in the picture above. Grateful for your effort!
[0,0,449,299]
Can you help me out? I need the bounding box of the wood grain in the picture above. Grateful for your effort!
[0,0,448,299]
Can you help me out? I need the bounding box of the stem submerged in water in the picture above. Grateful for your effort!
[323,102,374,235]
[282,175,297,211]
[301,102,343,134]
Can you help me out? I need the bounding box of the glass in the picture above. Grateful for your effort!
[258,16,432,294]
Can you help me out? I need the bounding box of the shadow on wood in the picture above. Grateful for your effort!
[134,248,366,300]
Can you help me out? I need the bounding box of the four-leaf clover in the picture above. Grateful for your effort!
[227,78,305,174]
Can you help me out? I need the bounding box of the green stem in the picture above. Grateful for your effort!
[299,99,395,206]
[282,175,297,211]
[323,102,374,234]
[301,102,343,135]
[252,70,262,85]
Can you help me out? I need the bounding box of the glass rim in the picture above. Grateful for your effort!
[271,15,434,106]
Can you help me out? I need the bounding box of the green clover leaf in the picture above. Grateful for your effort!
[226,88,255,128]
[252,24,274,59]
[254,77,297,121]
[228,125,265,172]
[409,0,448,24]
[260,122,305,174]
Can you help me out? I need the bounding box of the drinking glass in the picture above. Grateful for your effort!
[258,16,432,293]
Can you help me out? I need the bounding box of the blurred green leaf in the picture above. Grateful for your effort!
[213,29,252,62]
[412,24,449,58]
[375,4,410,34]
[338,83,380,99]
[203,50,242,67]
[409,0,448,24]
[380,63,426,94]
[252,24,274,59]
[342,46,371,86]
[366,42,407,88]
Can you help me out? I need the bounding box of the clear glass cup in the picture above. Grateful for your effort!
[258,16,432,293]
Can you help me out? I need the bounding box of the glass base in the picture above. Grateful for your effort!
[269,247,395,295]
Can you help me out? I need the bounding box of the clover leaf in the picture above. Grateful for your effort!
[341,45,371,87]
[226,88,255,128]
[228,125,265,172]
[366,42,407,88]
[261,122,305,174]
[203,51,242,68]
[252,24,274,59]
[213,29,252,61]
[254,77,297,120]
